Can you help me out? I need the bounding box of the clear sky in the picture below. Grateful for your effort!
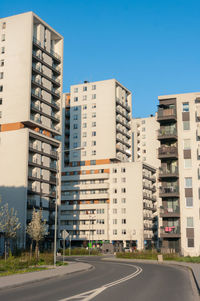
[1,0,200,118]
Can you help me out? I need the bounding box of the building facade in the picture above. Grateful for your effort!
[61,80,157,250]
[0,12,63,250]
[158,92,200,256]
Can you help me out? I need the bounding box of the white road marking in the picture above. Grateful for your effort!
[59,263,142,301]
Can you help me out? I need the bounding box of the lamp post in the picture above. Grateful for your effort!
[53,146,84,266]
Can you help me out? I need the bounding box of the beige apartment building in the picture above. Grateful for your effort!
[61,81,157,250]
[0,12,63,250]
[157,92,200,256]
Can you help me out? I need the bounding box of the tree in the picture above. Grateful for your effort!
[0,202,21,260]
[26,209,47,260]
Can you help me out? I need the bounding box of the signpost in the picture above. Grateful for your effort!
[62,230,69,264]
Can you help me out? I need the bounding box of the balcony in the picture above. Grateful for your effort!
[143,172,156,182]
[116,116,131,130]
[32,64,60,87]
[159,186,179,197]
[143,203,157,211]
[116,136,131,148]
[160,226,180,238]
[159,167,179,178]
[116,107,131,121]
[32,77,60,98]
[158,146,178,159]
[157,129,177,141]
[33,37,61,62]
[116,127,131,139]
[32,50,61,75]
[116,97,131,112]
[31,90,60,111]
[143,192,156,202]
[160,206,180,217]
[29,143,58,159]
[157,108,177,122]
[116,145,131,157]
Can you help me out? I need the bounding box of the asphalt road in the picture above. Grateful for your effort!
[0,256,198,301]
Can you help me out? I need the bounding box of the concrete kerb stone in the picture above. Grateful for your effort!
[102,257,200,294]
[0,261,93,290]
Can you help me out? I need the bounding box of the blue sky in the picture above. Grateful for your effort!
[1,0,200,117]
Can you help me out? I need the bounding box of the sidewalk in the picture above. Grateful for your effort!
[0,261,92,290]
[103,257,200,293]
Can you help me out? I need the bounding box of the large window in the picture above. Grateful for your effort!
[183,121,190,130]
[183,139,191,150]
[185,177,192,188]
[186,197,193,208]
[187,217,194,228]
[184,159,192,169]
[182,102,189,112]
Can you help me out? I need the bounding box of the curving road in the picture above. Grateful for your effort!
[0,256,198,301]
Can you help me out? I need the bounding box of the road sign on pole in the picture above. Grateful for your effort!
[62,230,69,263]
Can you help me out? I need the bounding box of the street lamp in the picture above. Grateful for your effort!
[53,146,84,266]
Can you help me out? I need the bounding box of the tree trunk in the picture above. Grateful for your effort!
[30,241,33,259]
[35,241,39,261]
[4,239,7,262]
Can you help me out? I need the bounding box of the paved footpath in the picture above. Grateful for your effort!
[103,257,200,294]
[0,261,92,290]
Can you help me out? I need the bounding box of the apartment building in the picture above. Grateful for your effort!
[157,92,200,255]
[132,115,160,168]
[0,12,63,249]
[61,80,157,250]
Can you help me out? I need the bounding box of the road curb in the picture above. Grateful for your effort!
[0,262,93,291]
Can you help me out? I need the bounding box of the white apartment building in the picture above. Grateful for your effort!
[0,12,63,250]
[132,115,160,168]
[157,92,200,256]
[61,81,157,250]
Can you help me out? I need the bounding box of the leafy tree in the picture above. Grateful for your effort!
[27,209,47,260]
[0,201,21,260]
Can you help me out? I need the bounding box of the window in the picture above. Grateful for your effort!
[121,198,126,203]
[122,229,126,235]
[187,217,194,228]
[0,98,2,105]
[183,102,189,112]
[90,160,96,165]
[83,86,87,91]
[73,114,78,120]
[83,95,87,100]
[83,123,87,128]
[122,219,126,224]
[187,238,194,248]
[183,139,191,150]
[92,94,96,99]
[72,161,78,167]
[92,103,96,108]
[186,197,193,208]
[73,106,78,111]
[82,151,86,156]
[183,121,190,130]
[92,112,96,118]
[74,87,78,93]
[113,219,117,225]
[184,159,192,169]
[73,133,78,139]
[0,111,2,118]
[92,122,96,127]
[122,208,126,214]
[83,141,87,147]
[73,152,78,158]
[73,142,78,148]
[83,132,87,137]
[1,34,5,42]
[83,113,87,119]
[113,178,117,183]
[73,124,78,129]
[0,85,3,92]
[92,150,96,155]
[113,229,117,235]
[113,168,117,173]
[1,47,5,54]
[113,188,117,193]
[74,97,79,102]
[113,198,117,204]
[92,85,96,90]
[121,188,126,193]
[92,141,96,146]
[121,168,126,173]
[2,22,6,29]
[113,208,117,214]
[121,177,126,183]
[0,60,4,67]
[83,105,87,110]
[0,72,3,79]
[185,177,192,188]
[92,131,96,136]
